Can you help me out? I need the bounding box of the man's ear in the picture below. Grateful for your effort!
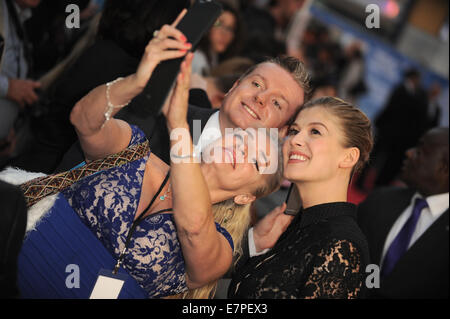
[233,193,256,205]
[339,147,360,169]
[211,92,225,109]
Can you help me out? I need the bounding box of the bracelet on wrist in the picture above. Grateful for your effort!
[103,77,131,126]
[170,151,200,162]
[171,153,193,159]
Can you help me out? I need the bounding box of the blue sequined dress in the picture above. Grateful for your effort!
[18,125,233,298]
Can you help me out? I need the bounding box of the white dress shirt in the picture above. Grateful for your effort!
[193,110,221,157]
[380,192,449,266]
[248,227,270,257]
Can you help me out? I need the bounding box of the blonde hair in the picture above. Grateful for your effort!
[168,135,284,299]
[177,200,252,299]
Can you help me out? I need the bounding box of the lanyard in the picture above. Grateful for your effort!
[113,171,171,274]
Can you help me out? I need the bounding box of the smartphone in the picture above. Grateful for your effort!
[284,183,302,216]
[138,0,223,116]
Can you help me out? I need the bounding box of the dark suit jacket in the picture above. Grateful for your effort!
[0,180,27,298]
[357,186,449,299]
[55,104,217,172]
[14,39,140,173]
[375,83,429,148]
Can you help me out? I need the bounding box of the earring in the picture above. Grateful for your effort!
[222,208,235,224]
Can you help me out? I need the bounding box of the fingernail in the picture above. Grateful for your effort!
[181,35,187,42]
[185,42,192,48]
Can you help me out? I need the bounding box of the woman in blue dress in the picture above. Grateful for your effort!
[15,14,283,299]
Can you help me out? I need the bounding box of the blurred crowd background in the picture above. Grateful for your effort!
[1,0,448,207]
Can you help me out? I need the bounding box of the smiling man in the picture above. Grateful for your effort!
[56,56,311,172]
[192,56,311,157]
[220,58,308,131]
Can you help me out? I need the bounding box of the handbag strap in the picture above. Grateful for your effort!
[20,140,150,208]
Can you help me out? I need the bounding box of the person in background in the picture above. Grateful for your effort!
[238,0,282,62]
[24,0,92,78]
[285,0,312,60]
[357,127,448,299]
[191,0,243,76]
[0,125,26,299]
[310,76,337,100]
[10,0,190,172]
[0,0,41,147]
[189,56,255,109]
[0,179,27,298]
[373,68,429,187]
[425,83,442,128]
[337,41,366,105]
[190,72,241,109]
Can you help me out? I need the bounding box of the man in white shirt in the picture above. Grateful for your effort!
[357,127,449,298]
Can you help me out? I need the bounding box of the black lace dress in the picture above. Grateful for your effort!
[228,202,370,299]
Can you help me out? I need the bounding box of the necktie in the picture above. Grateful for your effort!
[381,197,428,277]
[20,140,149,208]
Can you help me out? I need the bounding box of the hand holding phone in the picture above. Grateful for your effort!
[137,0,223,116]
[133,10,191,90]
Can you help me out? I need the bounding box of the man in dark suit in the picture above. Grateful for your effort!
[373,68,429,187]
[358,127,449,298]
[0,179,27,298]
[0,131,27,298]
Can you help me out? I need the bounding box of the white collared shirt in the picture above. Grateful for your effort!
[380,192,449,265]
[193,110,222,157]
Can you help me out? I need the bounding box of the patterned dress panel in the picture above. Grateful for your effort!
[62,125,188,297]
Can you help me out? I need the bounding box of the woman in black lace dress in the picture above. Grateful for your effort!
[229,97,373,299]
